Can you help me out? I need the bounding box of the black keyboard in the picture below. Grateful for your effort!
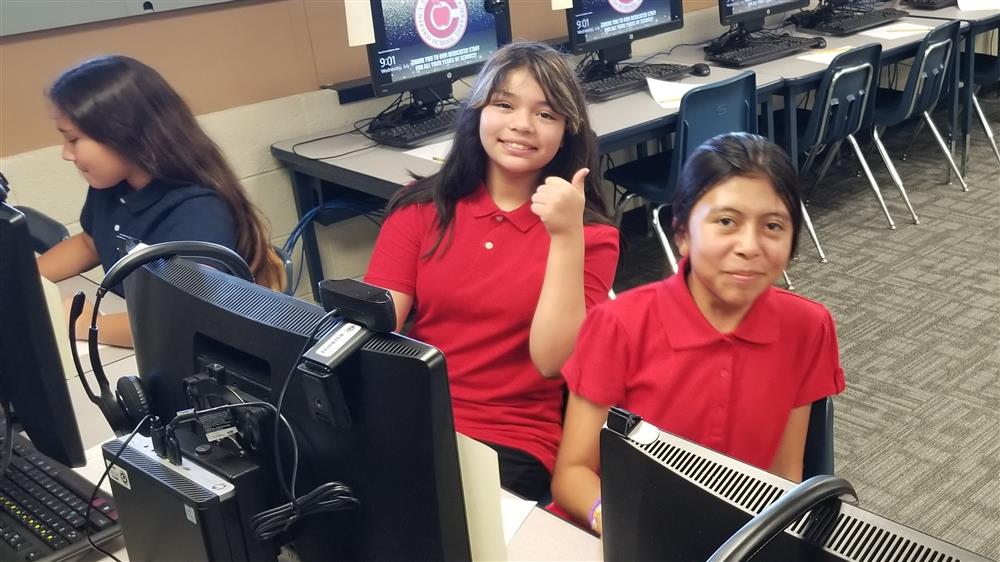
[903,0,955,9]
[367,109,458,149]
[808,8,909,36]
[582,64,692,102]
[0,434,120,562]
[707,36,823,68]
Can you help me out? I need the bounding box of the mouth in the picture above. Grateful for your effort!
[727,271,763,283]
[499,139,537,153]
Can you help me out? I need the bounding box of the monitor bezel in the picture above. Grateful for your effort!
[566,0,685,55]
[718,0,810,27]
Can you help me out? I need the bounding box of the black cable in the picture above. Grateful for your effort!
[249,481,359,541]
[86,415,150,562]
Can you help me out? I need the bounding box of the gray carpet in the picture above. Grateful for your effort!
[613,94,1000,559]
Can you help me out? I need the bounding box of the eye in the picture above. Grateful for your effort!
[718,217,736,227]
[765,222,784,231]
[493,101,512,110]
[538,111,555,120]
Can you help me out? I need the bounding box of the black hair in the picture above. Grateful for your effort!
[671,132,802,258]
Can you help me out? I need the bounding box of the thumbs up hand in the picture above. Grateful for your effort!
[530,168,589,236]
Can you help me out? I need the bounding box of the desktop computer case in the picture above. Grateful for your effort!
[101,435,256,562]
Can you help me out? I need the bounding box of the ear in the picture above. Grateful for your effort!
[674,226,689,257]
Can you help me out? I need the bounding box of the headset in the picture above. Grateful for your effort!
[68,241,254,436]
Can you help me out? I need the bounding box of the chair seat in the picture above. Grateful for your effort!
[602,151,676,204]
[873,87,908,126]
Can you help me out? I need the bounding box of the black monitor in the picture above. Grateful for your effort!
[366,0,511,128]
[599,408,991,562]
[567,0,684,77]
[0,201,85,468]
[719,0,809,31]
[124,257,471,561]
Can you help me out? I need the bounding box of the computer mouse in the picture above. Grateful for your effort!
[813,37,827,49]
[691,63,711,77]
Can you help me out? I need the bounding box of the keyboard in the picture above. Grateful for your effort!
[0,434,120,562]
[903,0,955,9]
[367,108,458,149]
[807,8,909,36]
[582,63,692,102]
[707,36,823,68]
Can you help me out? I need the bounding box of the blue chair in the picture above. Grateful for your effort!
[782,43,890,263]
[272,245,295,295]
[873,20,966,220]
[603,71,758,274]
[803,397,835,478]
[971,46,1000,166]
[15,206,69,253]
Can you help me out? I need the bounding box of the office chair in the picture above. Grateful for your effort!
[971,46,1000,167]
[272,244,295,295]
[873,20,967,214]
[16,205,70,253]
[780,44,890,264]
[803,397,835,478]
[603,72,759,275]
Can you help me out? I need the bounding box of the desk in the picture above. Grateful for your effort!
[907,6,1000,175]
[272,67,783,298]
[55,274,133,372]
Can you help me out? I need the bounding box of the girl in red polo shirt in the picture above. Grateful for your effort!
[364,42,619,501]
[553,133,845,533]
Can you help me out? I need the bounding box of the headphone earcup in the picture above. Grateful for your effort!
[116,375,151,429]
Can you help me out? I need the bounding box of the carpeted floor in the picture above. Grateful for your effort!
[612,94,1000,559]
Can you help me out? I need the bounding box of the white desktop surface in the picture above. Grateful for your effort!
[55,274,133,372]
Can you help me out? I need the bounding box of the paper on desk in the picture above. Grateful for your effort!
[344,0,375,46]
[551,0,573,8]
[645,77,700,111]
[456,433,508,561]
[501,496,537,545]
[860,22,933,40]
[797,46,853,64]
[957,0,994,10]
[75,340,110,359]
[404,138,453,163]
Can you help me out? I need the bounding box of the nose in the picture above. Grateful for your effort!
[734,225,763,258]
[61,142,74,162]
[508,108,534,133]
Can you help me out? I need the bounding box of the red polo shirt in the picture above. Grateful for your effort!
[563,258,845,470]
[365,185,620,472]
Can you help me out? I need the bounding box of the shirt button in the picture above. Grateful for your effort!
[484,241,494,250]
[721,369,729,378]
[495,216,503,222]
[113,224,120,232]
[119,197,126,204]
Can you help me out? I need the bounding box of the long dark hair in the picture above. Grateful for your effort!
[672,133,803,258]
[387,41,613,256]
[49,55,284,291]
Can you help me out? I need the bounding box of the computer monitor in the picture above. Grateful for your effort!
[719,0,809,31]
[0,201,86,467]
[567,0,684,77]
[124,256,471,561]
[599,408,991,562]
[366,0,511,128]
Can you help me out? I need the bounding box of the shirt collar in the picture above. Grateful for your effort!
[121,179,173,213]
[657,256,779,349]
[467,184,539,233]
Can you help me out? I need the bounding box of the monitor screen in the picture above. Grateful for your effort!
[0,203,85,467]
[125,257,471,561]
[719,0,809,26]
[567,0,683,54]
[367,0,510,97]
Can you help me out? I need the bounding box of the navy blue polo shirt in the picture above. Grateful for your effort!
[80,179,238,279]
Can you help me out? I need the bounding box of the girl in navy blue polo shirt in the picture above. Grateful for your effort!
[38,55,284,347]
[552,133,846,534]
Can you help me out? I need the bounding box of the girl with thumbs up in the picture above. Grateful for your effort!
[365,41,619,501]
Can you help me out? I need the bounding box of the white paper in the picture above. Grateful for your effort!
[551,0,573,8]
[797,46,854,65]
[75,340,110,360]
[957,0,996,10]
[860,22,933,40]
[404,138,453,163]
[344,0,375,47]
[500,496,537,545]
[645,77,700,111]
[456,434,508,561]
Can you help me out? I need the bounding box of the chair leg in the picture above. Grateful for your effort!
[782,270,794,291]
[800,201,827,263]
[613,192,639,226]
[923,111,969,192]
[846,134,895,230]
[814,140,843,188]
[801,147,821,178]
[972,93,1000,166]
[651,204,679,274]
[872,127,919,225]
[901,118,926,162]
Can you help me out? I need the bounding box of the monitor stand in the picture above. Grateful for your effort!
[578,42,633,83]
[367,81,454,132]
[705,19,764,56]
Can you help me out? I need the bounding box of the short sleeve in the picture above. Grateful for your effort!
[79,188,98,235]
[155,196,238,250]
[562,303,631,407]
[364,205,425,296]
[582,224,620,309]
[793,309,846,407]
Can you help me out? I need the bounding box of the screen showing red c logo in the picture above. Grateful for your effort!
[415,0,469,50]
[609,0,643,14]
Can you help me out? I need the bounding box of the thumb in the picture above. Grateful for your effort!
[571,168,590,192]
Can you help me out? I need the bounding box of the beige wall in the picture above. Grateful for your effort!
[0,0,716,157]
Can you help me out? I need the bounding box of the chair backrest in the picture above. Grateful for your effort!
[898,20,961,120]
[802,43,882,148]
[15,205,70,253]
[803,396,835,478]
[667,71,758,188]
